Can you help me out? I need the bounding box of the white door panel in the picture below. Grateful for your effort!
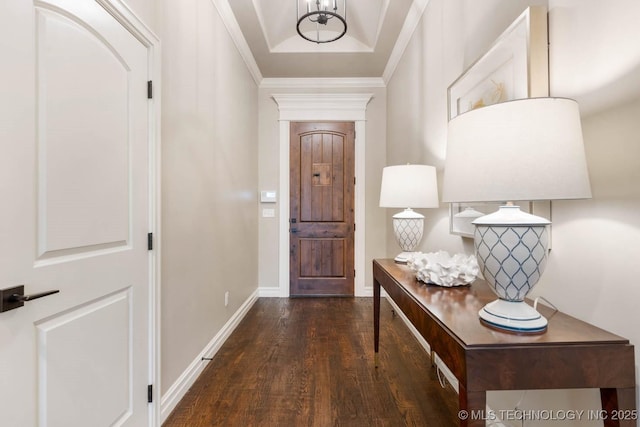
[37,7,131,255]
[36,289,131,426]
[0,0,152,426]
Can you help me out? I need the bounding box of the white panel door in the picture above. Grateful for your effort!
[0,0,151,426]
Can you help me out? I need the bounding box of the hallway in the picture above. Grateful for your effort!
[163,298,459,426]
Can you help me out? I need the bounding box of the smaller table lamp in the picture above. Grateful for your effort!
[379,164,439,263]
[442,98,591,333]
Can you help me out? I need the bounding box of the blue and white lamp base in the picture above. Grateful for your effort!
[479,299,547,333]
[392,208,424,263]
[473,204,551,334]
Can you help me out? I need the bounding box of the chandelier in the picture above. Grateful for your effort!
[296,0,347,44]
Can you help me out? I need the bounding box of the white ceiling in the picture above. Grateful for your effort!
[227,0,417,78]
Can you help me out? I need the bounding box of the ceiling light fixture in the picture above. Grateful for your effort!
[296,0,347,44]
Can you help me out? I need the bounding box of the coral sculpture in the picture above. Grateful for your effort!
[407,251,479,287]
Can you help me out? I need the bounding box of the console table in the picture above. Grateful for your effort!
[373,259,637,427]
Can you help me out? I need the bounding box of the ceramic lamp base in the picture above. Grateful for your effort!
[392,208,425,263]
[479,299,547,333]
[393,251,416,264]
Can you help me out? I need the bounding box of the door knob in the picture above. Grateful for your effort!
[0,285,60,313]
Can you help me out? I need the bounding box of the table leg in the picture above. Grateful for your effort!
[458,383,487,427]
[374,277,380,368]
[601,387,637,427]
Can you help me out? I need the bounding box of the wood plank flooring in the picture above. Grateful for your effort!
[163,297,459,426]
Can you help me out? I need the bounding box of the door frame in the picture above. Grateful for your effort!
[272,93,373,297]
[95,1,161,425]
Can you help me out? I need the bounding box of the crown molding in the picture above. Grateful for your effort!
[271,93,373,121]
[212,0,430,86]
[261,77,385,89]
[209,0,263,85]
[382,0,431,84]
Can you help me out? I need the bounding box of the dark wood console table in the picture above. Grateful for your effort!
[373,259,637,427]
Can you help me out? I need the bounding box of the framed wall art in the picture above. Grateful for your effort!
[447,6,550,237]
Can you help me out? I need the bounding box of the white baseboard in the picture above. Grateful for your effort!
[384,296,509,425]
[357,286,374,297]
[383,295,459,391]
[160,289,259,423]
[258,286,281,297]
[258,286,375,297]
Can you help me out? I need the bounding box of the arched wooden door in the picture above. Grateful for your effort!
[289,122,355,296]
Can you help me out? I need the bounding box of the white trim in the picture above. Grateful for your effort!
[201,0,434,86]
[272,93,373,297]
[258,287,282,298]
[96,0,158,45]
[278,119,290,297]
[384,295,506,424]
[382,296,431,353]
[382,0,431,83]
[95,2,162,426]
[160,290,259,423]
[272,93,373,121]
[209,0,263,85]
[261,77,386,89]
[354,119,367,296]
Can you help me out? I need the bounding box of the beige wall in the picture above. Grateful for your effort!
[258,85,388,294]
[157,0,259,395]
[387,0,640,422]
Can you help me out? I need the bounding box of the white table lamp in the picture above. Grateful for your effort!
[442,98,591,333]
[379,164,439,263]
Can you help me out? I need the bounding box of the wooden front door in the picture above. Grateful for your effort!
[290,122,355,296]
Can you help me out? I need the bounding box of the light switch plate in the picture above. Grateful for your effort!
[260,191,277,203]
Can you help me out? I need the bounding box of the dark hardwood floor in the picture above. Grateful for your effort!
[163,297,459,426]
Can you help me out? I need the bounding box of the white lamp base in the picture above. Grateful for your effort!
[479,299,548,333]
[394,251,416,264]
[392,209,424,264]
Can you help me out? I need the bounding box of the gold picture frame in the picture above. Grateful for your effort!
[447,6,550,238]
